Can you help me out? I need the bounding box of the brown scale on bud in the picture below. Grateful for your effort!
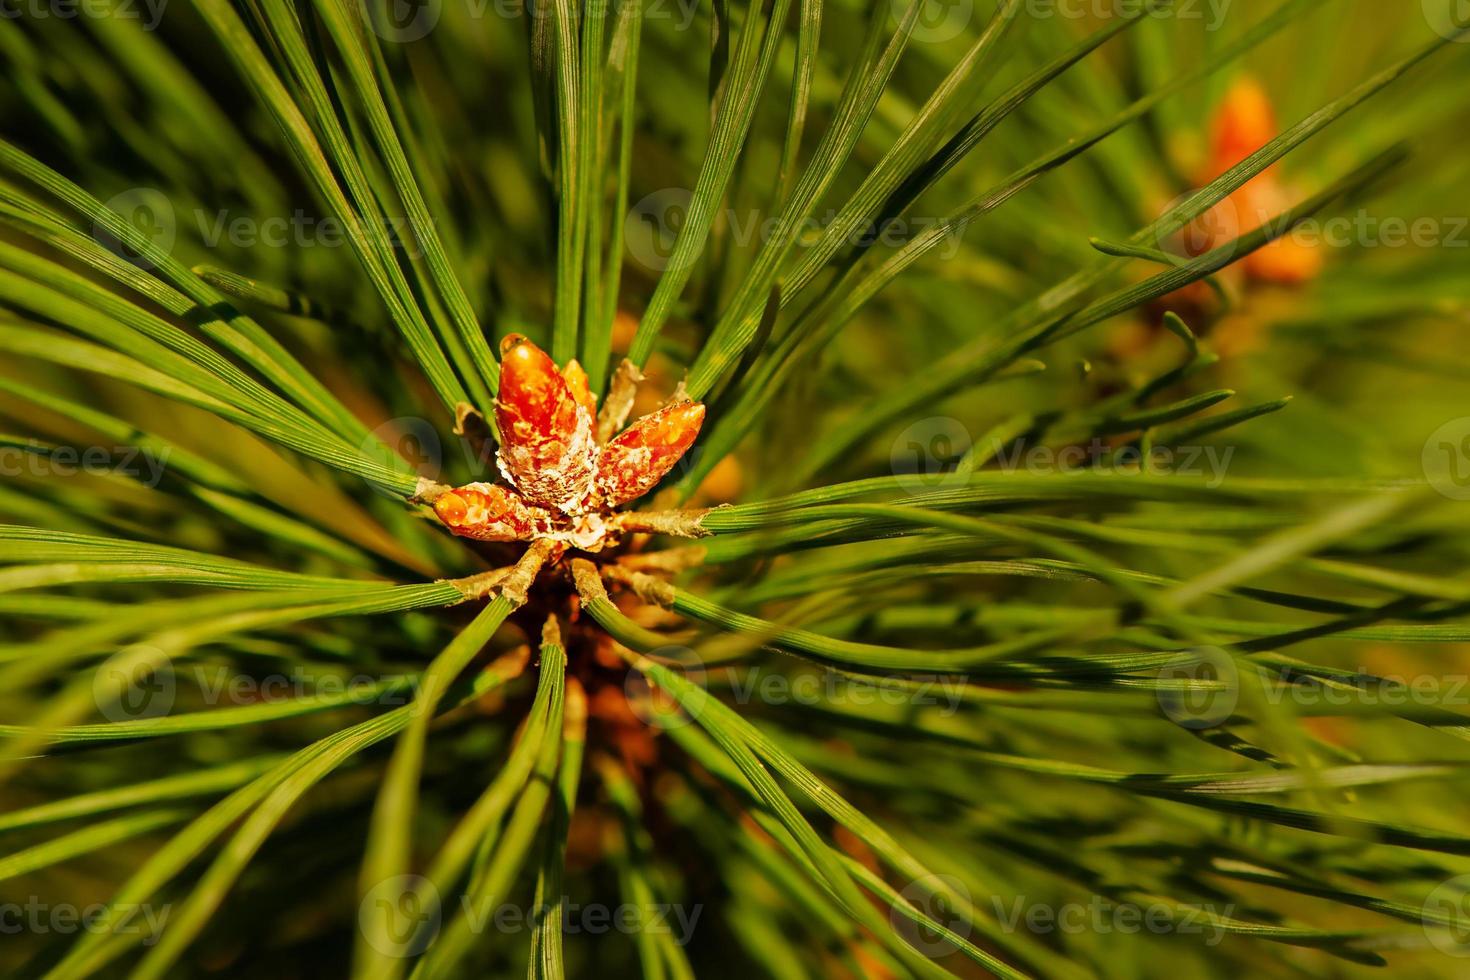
[433,483,534,542]
[432,335,705,555]
[595,401,705,508]
[495,334,598,513]
[561,359,597,419]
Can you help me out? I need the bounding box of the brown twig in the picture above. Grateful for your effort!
[613,508,715,538]
[596,358,644,443]
[501,538,558,607]
[409,477,454,504]
[446,565,513,601]
[568,556,604,600]
[615,548,707,573]
[541,612,563,648]
[485,643,532,684]
[601,564,676,607]
[453,402,498,470]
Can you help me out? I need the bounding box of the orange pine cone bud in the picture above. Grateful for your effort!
[611,309,639,354]
[561,359,597,418]
[1246,235,1324,285]
[595,401,704,507]
[433,483,534,541]
[691,453,744,505]
[1208,76,1278,178]
[1193,78,1323,289]
[1200,77,1284,249]
[495,334,597,512]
